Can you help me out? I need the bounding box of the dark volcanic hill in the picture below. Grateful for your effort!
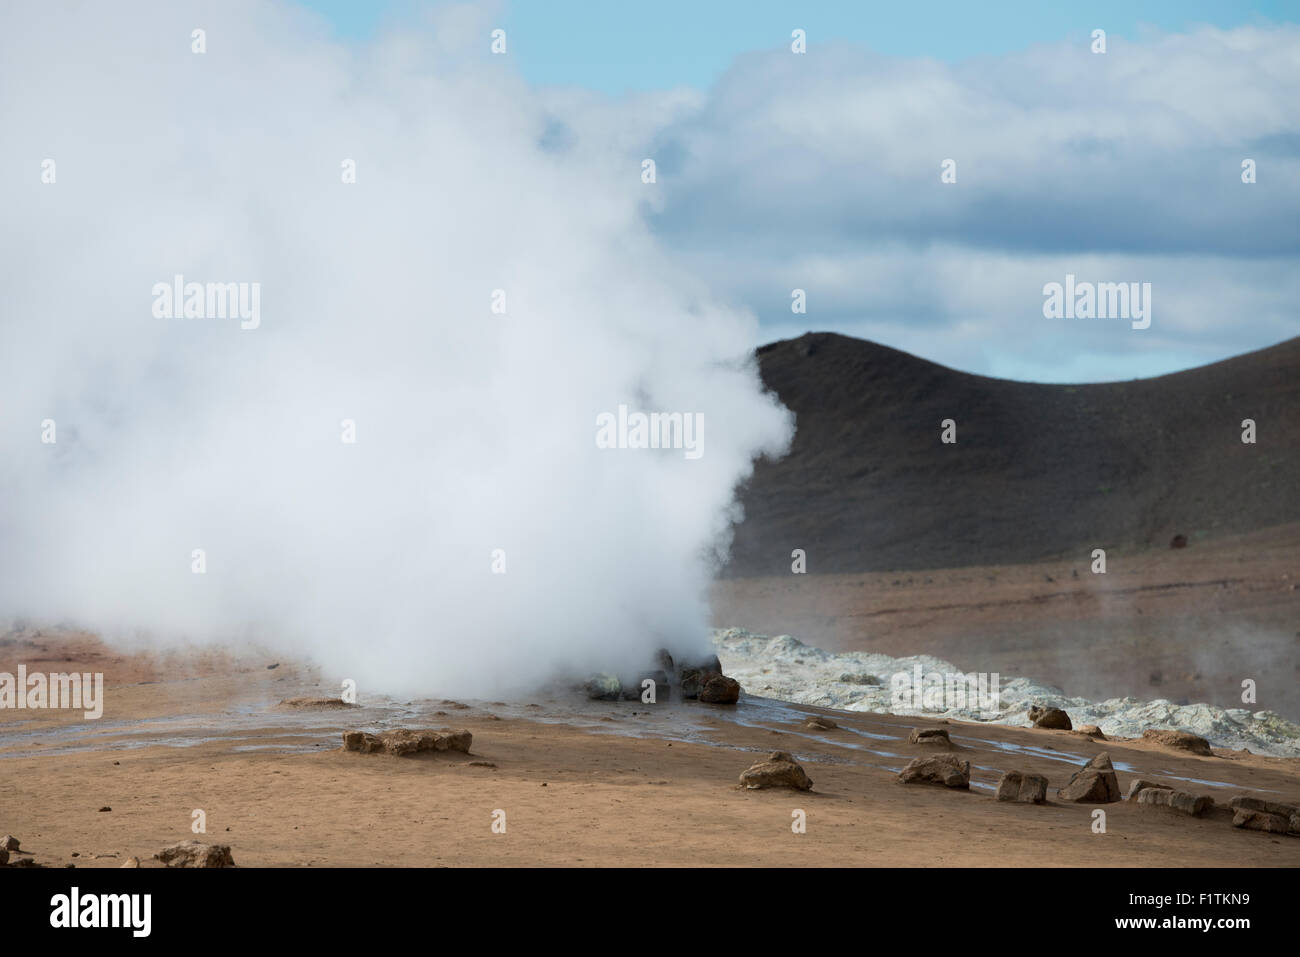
[726,332,1300,576]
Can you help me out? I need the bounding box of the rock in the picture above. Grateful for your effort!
[739,751,813,790]
[898,754,970,789]
[1075,725,1106,739]
[699,674,740,705]
[277,696,354,709]
[154,841,234,868]
[0,848,7,866]
[838,672,880,685]
[1232,809,1294,835]
[803,716,839,731]
[908,728,953,747]
[654,648,675,672]
[1057,752,1121,803]
[1,835,18,851]
[1126,778,1174,801]
[1141,728,1213,756]
[1028,705,1072,730]
[1136,788,1213,816]
[678,668,703,699]
[342,728,472,756]
[1170,534,1188,549]
[120,857,140,868]
[995,770,1048,804]
[584,673,622,701]
[1227,795,1297,817]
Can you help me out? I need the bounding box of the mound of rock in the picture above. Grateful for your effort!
[739,751,813,790]
[155,841,234,868]
[898,754,970,789]
[1228,796,1300,836]
[995,770,1048,804]
[1028,705,1072,730]
[1057,752,1121,803]
[1141,728,1213,756]
[908,728,952,747]
[342,728,471,756]
[699,674,740,704]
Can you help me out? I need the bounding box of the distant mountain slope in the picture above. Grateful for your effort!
[725,333,1300,575]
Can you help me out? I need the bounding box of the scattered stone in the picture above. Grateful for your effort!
[1057,752,1121,803]
[266,662,279,670]
[1136,788,1213,816]
[908,728,952,747]
[1075,725,1106,739]
[342,728,472,756]
[277,696,354,709]
[699,674,741,705]
[1028,705,1072,730]
[98,806,111,812]
[1141,728,1213,756]
[1126,778,1174,801]
[898,754,970,789]
[468,761,497,768]
[1170,534,1188,549]
[121,857,140,868]
[803,716,839,731]
[584,673,622,701]
[1,835,18,851]
[154,841,234,868]
[995,770,1048,804]
[739,751,813,790]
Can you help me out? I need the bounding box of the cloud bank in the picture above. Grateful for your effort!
[629,25,1300,381]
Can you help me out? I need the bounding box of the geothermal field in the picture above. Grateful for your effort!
[1,2,1298,937]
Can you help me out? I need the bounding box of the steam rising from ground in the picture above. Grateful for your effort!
[0,2,792,697]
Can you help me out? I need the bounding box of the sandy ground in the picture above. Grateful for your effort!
[713,524,1300,719]
[2,632,1297,867]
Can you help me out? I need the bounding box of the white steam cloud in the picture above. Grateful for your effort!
[0,2,793,697]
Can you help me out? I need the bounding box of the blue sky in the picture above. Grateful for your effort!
[300,0,1297,92]
[293,1,1300,383]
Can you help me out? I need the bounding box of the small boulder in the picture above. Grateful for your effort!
[803,716,839,731]
[699,674,740,705]
[908,728,953,747]
[1075,725,1106,739]
[120,857,140,868]
[1141,728,1213,756]
[995,770,1047,804]
[1126,778,1174,801]
[1232,809,1294,835]
[898,754,970,789]
[1,835,18,851]
[1057,752,1121,803]
[154,841,234,868]
[342,728,471,756]
[1028,705,1072,730]
[1136,788,1213,816]
[739,751,813,790]
[584,673,622,701]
